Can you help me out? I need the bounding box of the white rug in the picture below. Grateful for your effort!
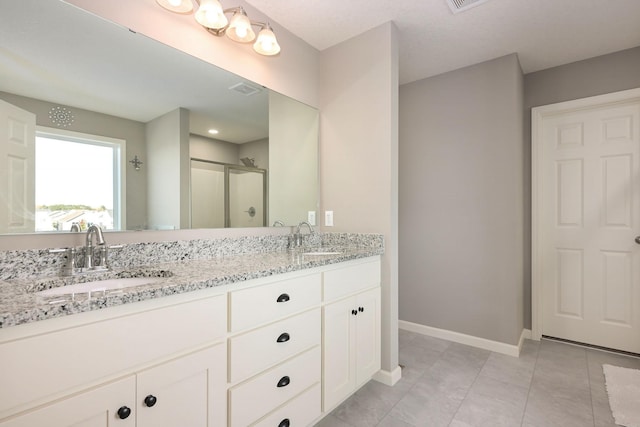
[603,364,640,427]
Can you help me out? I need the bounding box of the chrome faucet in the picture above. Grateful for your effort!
[70,222,81,232]
[84,224,106,270]
[294,221,314,247]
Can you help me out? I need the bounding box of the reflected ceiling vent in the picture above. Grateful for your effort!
[446,0,490,14]
[229,82,262,96]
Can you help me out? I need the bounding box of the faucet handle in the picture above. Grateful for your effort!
[48,247,76,276]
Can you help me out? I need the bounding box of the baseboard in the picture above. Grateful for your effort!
[520,328,532,344]
[372,365,402,386]
[399,320,531,358]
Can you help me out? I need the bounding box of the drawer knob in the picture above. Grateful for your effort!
[359,306,364,313]
[117,406,132,419]
[352,309,357,316]
[279,418,291,427]
[277,375,290,388]
[144,395,157,407]
[277,332,291,343]
[277,293,290,303]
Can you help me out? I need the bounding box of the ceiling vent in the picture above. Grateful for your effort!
[229,82,262,96]
[446,0,490,14]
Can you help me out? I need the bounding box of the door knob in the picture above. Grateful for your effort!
[117,406,132,419]
[635,236,640,244]
[144,395,157,407]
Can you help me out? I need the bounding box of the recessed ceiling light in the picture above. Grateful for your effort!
[208,129,219,135]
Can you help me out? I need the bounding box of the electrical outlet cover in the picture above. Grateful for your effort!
[325,210,334,227]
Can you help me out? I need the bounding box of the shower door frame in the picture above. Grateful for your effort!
[190,158,268,228]
[224,164,268,228]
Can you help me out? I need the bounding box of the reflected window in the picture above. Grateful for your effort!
[35,129,123,232]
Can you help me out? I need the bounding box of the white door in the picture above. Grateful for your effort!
[533,89,640,353]
[0,100,36,233]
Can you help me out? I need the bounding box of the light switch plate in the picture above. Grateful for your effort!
[308,211,316,226]
[325,210,334,227]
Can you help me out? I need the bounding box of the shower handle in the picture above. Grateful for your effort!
[635,236,640,245]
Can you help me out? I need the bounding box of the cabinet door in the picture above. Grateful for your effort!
[355,287,381,385]
[322,296,356,411]
[136,344,226,427]
[0,376,135,427]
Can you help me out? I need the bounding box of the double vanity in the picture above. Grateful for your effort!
[0,233,383,426]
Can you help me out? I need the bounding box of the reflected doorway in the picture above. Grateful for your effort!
[190,159,267,228]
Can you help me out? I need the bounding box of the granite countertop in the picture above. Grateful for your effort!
[0,246,383,329]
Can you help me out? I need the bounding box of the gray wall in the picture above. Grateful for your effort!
[399,54,525,345]
[320,22,400,375]
[146,108,189,230]
[521,46,640,328]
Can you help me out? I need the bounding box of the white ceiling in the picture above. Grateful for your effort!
[245,0,640,84]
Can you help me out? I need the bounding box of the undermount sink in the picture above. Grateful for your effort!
[37,277,165,297]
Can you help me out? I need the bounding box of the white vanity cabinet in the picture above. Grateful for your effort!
[322,260,382,411]
[0,255,383,427]
[0,294,227,427]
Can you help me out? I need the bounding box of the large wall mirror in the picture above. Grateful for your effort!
[0,0,318,235]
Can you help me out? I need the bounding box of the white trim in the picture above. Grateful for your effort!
[399,320,526,357]
[520,329,532,347]
[531,87,640,342]
[35,126,127,231]
[372,366,402,386]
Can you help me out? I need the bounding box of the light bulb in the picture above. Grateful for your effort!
[227,9,256,43]
[168,0,182,6]
[253,25,280,56]
[195,0,228,29]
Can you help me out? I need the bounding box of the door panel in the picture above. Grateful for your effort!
[537,95,640,353]
[0,100,35,233]
[136,345,226,427]
[322,296,356,411]
[0,376,135,427]
[355,288,381,385]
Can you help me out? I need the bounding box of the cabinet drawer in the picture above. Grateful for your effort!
[229,308,320,384]
[252,383,321,427]
[229,273,321,332]
[323,258,381,302]
[0,295,226,418]
[229,347,321,427]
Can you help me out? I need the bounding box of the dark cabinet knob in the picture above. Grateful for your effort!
[352,309,358,316]
[117,406,131,419]
[277,332,291,343]
[277,375,290,388]
[279,418,291,427]
[144,395,157,407]
[276,293,290,303]
[359,306,364,313]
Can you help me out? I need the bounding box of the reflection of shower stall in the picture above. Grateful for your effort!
[190,158,267,228]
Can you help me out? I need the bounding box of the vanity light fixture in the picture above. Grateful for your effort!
[156,0,281,56]
[129,155,143,171]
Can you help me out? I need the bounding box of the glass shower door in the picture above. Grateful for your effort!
[225,165,267,228]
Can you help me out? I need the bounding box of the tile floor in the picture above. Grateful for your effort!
[316,330,640,427]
